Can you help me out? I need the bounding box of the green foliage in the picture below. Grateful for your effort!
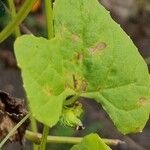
[71,134,111,150]
[60,102,83,128]
[15,0,150,134]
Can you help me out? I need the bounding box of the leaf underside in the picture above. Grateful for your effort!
[15,0,150,134]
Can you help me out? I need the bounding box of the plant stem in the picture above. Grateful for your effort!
[25,130,125,146]
[0,0,36,43]
[6,1,37,149]
[0,114,30,148]
[44,0,54,39]
[39,1,54,149]
[7,0,21,37]
[39,126,49,150]
[1,2,33,35]
[30,115,39,150]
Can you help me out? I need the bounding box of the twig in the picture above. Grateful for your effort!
[0,0,36,42]
[0,114,30,149]
[1,1,33,35]
[25,130,125,146]
[20,24,33,34]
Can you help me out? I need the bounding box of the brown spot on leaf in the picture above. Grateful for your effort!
[73,74,77,90]
[59,25,68,37]
[89,42,107,54]
[71,35,80,42]
[64,82,70,89]
[44,86,53,96]
[0,91,29,145]
[81,80,88,92]
[77,53,83,63]
[135,126,143,132]
[72,74,87,92]
[96,86,101,91]
[137,97,149,107]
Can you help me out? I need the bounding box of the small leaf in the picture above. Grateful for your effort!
[14,35,75,127]
[71,134,111,150]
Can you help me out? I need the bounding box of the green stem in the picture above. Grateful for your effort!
[39,1,54,149]
[44,0,54,39]
[0,114,30,149]
[6,1,37,149]
[1,2,32,35]
[25,130,124,146]
[30,115,39,150]
[39,126,49,150]
[7,0,21,37]
[0,0,36,43]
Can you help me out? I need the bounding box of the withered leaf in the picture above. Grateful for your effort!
[0,91,29,144]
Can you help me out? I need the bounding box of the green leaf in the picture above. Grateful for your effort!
[54,0,150,134]
[71,134,111,150]
[15,0,150,133]
[60,102,83,129]
[15,35,75,126]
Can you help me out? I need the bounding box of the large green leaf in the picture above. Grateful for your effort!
[53,0,150,134]
[71,134,111,150]
[15,0,150,133]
